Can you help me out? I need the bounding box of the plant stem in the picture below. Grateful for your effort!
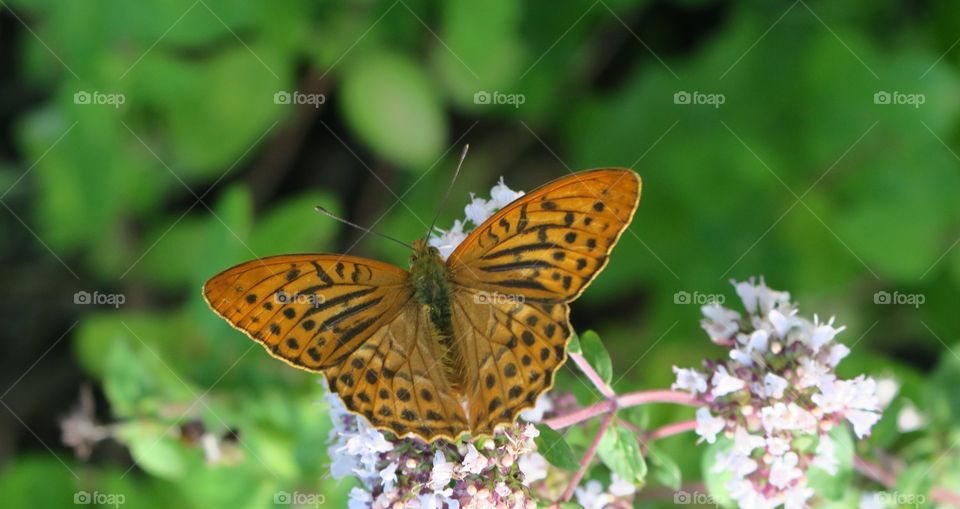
[568,352,616,399]
[543,390,698,430]
[645,420,697,441]
[561,410,616,503]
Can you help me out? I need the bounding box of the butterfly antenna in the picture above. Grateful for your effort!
[425,144,469,238]
[314,206,414,250]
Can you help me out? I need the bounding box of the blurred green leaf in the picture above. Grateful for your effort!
[701,438,735,509]
[117,421,190,481]
[534,424,580,471]
[580,330,613,384]
[646,442,682,490]
[340,50,447,170]
[808,426,854,500]
[597,423,646,484]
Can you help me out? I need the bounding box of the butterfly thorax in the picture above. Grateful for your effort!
[409,239,462,382]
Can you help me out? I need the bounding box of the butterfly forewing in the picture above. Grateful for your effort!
[447,169,642,301]
[203,254,412,370]
[448,169,641,434]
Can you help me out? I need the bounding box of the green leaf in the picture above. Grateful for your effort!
[895,462,933,509]
[646,442,682,490]
[567,333,582,354]
[340,50,447,170]
[808,426,854,500]
[534,424,580,471]
[250,191,340,255]
[597,424,646,484]
[117,422,189,480]
[701,438,736,509]
[580,330,613,384]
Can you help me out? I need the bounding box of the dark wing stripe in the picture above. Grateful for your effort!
[301,287,379,319]
[479,260,554,273]
[480,242,555,260]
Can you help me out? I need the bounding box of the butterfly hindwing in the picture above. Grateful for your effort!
[451,288,570,435]
[324,303,469,440]
[203,254,411,371]
[447,169,642,301]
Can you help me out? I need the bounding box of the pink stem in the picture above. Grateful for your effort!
[855,455,960,507]
[645,420,697,441]
[543,390,698,430]
[561,410,616,502]
[568,352,616,399]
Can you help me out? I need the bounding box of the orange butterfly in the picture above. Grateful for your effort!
[203,169,641,442]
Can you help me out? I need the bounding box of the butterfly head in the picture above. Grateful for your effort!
[409,238,443,268]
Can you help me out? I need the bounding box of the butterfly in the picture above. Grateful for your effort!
[203,169,641,442]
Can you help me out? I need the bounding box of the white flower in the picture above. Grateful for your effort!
[348,487,372,509]
[811,434,838,475]
[672,366,708,394]
[769,452,803,489]
[797,357,833,389]
[846,409,881,438]
[735,280,760,315]
[461,443,488,475]
[763,373,788,399]
[429,219,467,260]
[495,481,512,498]
[760,403,816,434]
[766,436,791,457]
[379,461,398,490]
[897,403,926,432]
[464,194,496,225]
[519,394,554,422]
[695,407,726,444]
[701,303,741,342]
[732,426,766,456]
[517,452,548,486]
[768,309,793,338]
[429,451,454,491]
[490,177,524,208]
[608,473,636,497]
[807,315,846,352]
[574,480,613,509]
[874,377,899,408]
[782,485,814,509]
[826,343,851,367]
[712,365,746,397]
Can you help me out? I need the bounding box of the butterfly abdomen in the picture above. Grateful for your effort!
[409,240,463,383]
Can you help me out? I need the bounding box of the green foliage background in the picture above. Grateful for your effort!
[1,0,959,507]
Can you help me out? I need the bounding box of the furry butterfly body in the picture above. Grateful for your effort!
[203,169,641,441]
